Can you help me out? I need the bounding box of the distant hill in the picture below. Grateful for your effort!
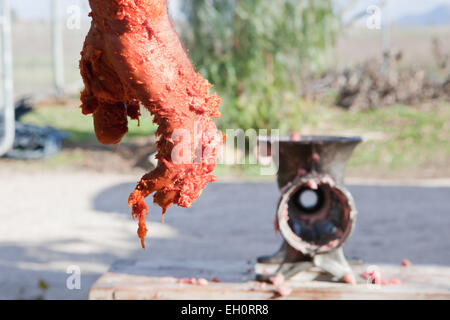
[395,4,450,26]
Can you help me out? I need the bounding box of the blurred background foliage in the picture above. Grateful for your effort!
[6,0,450,178]
[181,0,340,133]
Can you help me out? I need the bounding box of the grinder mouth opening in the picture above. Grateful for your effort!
[277,176,357,255]
[293,187,325,213]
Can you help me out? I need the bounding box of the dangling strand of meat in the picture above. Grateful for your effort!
[79,0,223,248]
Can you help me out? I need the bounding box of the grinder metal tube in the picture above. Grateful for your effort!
[277,174,357,256]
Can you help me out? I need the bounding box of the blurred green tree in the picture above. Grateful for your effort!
[181,0,339,132]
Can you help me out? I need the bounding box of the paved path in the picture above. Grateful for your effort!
[0,172,448,299]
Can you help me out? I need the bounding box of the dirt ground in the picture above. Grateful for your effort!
[0,169,448,300]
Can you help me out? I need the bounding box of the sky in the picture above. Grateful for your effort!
[336,0,450,23]
[9,0,450,23]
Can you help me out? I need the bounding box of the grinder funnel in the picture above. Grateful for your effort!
[267,135,362,188]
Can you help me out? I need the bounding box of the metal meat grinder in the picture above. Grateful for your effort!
[256,135,362,283]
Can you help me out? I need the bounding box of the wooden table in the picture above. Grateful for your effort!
[89,260,450,300]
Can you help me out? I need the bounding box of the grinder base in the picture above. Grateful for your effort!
[255,245,359,283]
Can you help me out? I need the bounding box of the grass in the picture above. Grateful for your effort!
[19,100,449,178]
[295,99,450,175]
[21,104,157,143]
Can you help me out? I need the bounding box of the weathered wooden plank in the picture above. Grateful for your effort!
[89,260,450,300]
